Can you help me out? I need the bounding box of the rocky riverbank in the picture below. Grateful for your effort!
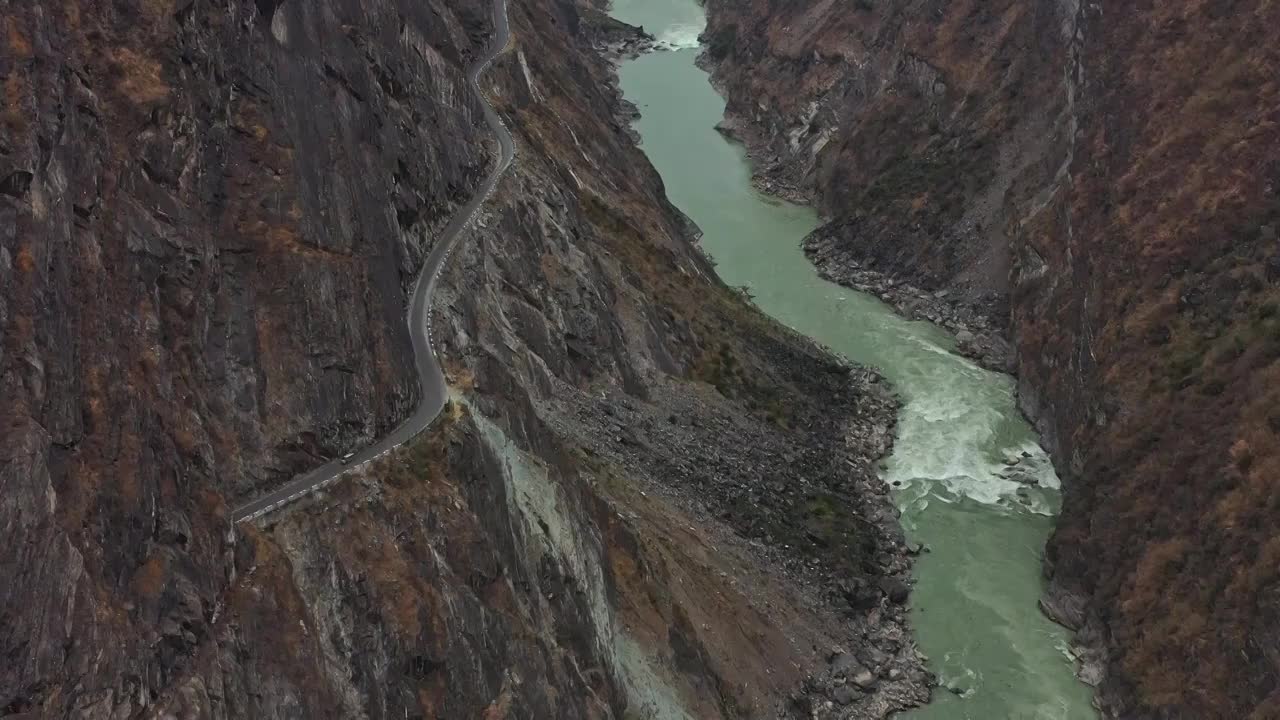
[537,369,933,717]
[704,59,1011,373]
[805,247,1013,373]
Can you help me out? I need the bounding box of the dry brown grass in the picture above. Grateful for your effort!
[6,17,33,59]
[138,0,175,24]
[1035,3,1280,709]
[129,553,169,599]
[444,357,475,391]
[3,70,28,135]
[231,529,318,660]
[109,46,169,105]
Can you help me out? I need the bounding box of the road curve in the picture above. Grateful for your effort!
[233,0,515,523]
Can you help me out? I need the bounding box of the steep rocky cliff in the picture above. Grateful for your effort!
[701,0,1082,370]
[701,0,1280,717]
[1,0,930,717]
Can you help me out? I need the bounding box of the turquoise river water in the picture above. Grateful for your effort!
[607,1,1098,717]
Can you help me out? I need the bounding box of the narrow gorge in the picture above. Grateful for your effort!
[698,0,1280,717]
[2,0,1276,718]
[611,0,1094,717]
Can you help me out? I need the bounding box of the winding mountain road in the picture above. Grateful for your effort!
[233,0,515,523]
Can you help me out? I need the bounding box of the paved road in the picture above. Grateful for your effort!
[233,0,515,523]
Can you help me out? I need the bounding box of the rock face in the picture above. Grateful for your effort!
[1,0,930,717]
[699,0,1076,370]
[701,0,1280,717]
[3,0,489,715]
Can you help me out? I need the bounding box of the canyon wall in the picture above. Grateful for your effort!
[701,0,1280,717]
[0,0,930,717]
[2,0,491,713]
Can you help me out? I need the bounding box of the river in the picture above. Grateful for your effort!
[607,1,1098,717]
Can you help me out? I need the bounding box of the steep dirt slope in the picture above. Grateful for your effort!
[700,0,1280,717]
[0,0,931,717]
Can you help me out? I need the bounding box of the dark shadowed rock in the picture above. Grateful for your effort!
[879,577,910,605]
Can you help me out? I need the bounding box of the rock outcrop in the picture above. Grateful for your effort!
[700,0,1280,716]
[0,0,929,717]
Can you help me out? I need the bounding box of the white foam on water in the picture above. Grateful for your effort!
[934,657,982,696]
[901,331,964,360]
[1055,638,1079,664]
[1009,440,1063,490]
[657,23,703,50]
[886,373,1065,510]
